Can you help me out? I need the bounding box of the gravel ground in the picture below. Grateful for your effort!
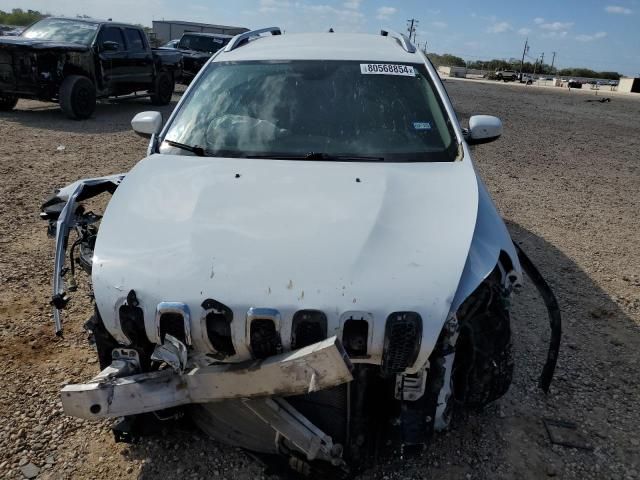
[1,80,639,480]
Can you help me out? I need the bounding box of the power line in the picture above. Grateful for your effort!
[406,18,418,43]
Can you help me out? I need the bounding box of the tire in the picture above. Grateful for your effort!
[496,74,503,81]
[150,71,174,106]
[0,93,18,111]
[59,75,96,120]
[452,283,514,408]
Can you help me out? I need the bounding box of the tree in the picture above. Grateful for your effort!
[0,8,46,26]
[427,53,466,68]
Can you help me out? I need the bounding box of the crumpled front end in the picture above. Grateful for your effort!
[0,38,91,99]
[41,150,559,475]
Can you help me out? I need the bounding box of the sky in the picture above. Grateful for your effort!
[2,0,638,75]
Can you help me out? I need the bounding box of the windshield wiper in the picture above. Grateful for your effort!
[246,152,385,162]
[165,140,207,157]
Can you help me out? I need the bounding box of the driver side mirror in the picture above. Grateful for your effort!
[131,111,163,138]
[102,41,120,52]
[466,115,502,145]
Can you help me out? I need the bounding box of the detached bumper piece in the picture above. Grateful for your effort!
[61,336,352,419]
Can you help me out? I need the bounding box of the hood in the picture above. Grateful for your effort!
[0,36,90,52]
[93,154,479,364]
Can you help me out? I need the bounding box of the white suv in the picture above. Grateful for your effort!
[42,27,559,476]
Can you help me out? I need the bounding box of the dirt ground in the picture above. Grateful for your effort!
[1,80,639,480]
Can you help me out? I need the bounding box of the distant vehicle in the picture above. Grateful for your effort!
[0,17,182,119]
[567,79,582,89]
[518,73,534,85]
[161,39,180,49]
[495,69,518,81]
[176,32,233,83]
[608,80,619,86]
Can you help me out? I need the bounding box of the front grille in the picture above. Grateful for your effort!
[291,310,327,349]
[342,317,369,357]
[159,313,187,345]
[381,312,423,375]
[119,304,147,345]
[202,299,235,358]
[250,319,282,359]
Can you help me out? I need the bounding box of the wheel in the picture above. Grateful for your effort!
[496,74,503,81]
[59,75,96,120]
[452,283,514,408]
[526,80,533,85]
[0,93,18,111]
[150,71,174,106]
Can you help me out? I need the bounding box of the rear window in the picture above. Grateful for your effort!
[162,60,458,162]
[178,34,230,53]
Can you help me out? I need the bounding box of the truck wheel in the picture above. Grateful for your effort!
[0,93,18,111]
[59,75,96,120]
[150,72,174,106]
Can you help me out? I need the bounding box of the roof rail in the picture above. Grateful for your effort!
[224,27,281,52]
[380,29,416,54]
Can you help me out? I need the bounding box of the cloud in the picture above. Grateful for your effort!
[518,27,531,35]
[534,17,545,24]
[343,0,361,9]
[487,21,513,33]
[576,31,607,41]
[540,21,574,31]
[541,30,569,39]
[376,6,397,20]
[431,21,448,29]
[259,0,292,13]
[605,5,633,14]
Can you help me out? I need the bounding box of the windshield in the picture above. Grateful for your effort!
[21,18,98,45]
[178,34,229,53]
[161,60,458,162]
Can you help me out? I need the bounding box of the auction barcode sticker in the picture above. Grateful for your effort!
[360,64,415,76]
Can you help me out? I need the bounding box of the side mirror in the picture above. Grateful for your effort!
[131,111,162,138]
[467,115,502,145]
[102,41,119,51]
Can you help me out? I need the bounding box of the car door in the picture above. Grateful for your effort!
[96,25,127,92]
[123,27,153,85]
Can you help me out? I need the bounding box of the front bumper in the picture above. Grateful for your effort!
[62,336,352,420]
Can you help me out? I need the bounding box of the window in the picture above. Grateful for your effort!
[124,28,145,52]
[178,34,230,53]
[161,61,458,163]
[98,26,124,51]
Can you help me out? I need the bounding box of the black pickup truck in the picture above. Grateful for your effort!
[0,17,182,119]
[174,32,232,83]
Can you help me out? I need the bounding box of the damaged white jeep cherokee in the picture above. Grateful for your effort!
[41,28,561,476]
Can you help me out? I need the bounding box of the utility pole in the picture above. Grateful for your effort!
[551,51,557,73]
[540,52,545,73]
[519,38,529,75]
[407,19,418,42]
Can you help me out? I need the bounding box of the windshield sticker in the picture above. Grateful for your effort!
[360,64,416,76]
[413,122,432,130]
